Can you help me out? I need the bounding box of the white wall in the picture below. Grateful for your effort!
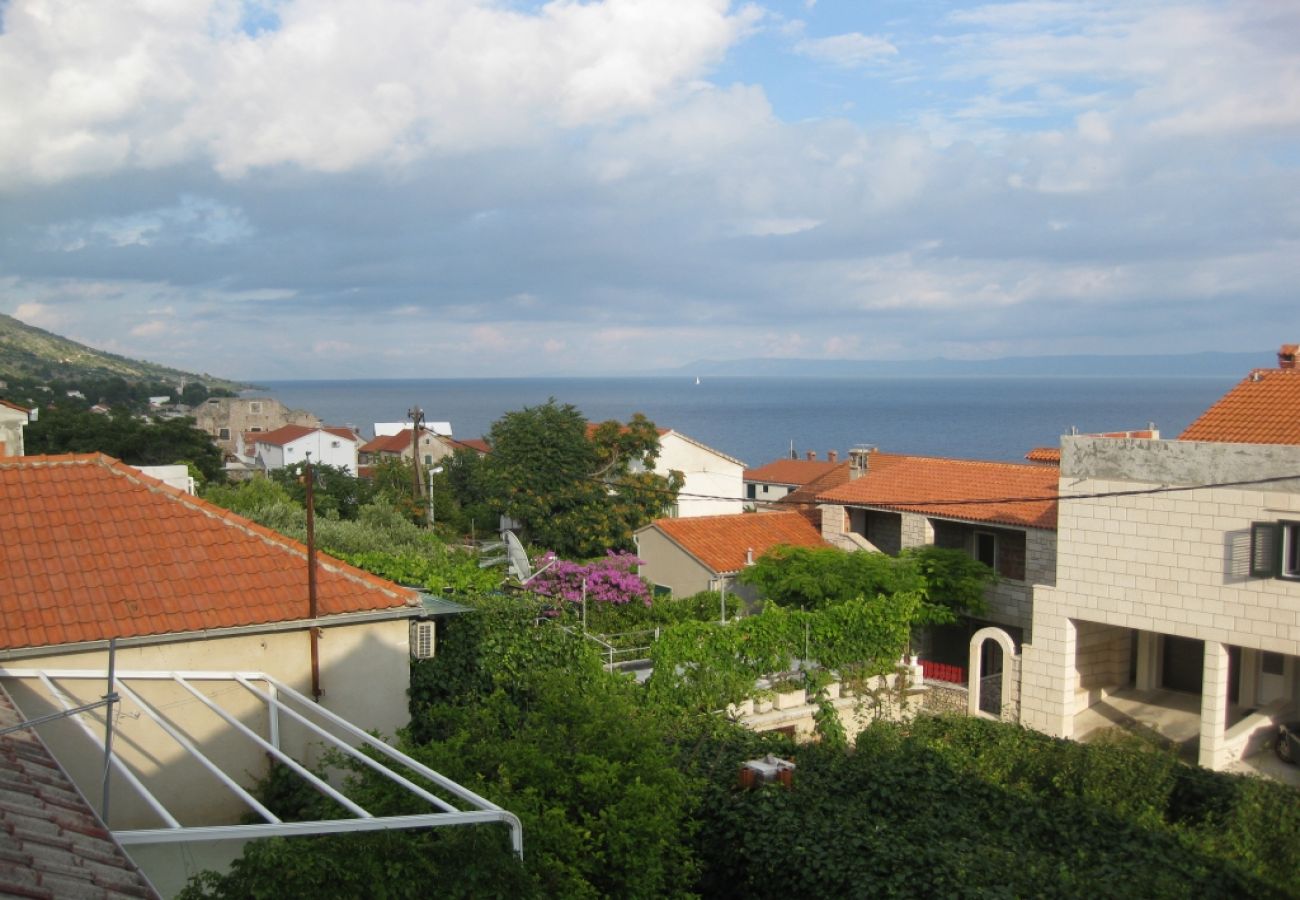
[258,431,359,473]
[657,433,743,518]
[2,618,413,831]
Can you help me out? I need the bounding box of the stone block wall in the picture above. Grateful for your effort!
[1073,621,1131,713]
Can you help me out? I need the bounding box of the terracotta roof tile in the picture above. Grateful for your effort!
[0,685,160,899]
[0,454,419,651]
[1024,447,1061,464]
[1179,368,1300,445]
[816,452,1058,530]
[744,458,842,487]
[642,511,826,574]
[251,425,358,447]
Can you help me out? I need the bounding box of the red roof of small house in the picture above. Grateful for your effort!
[0,454,419,651]
[252,424,357,447]
[359,428,448,455]
[1025,447,1061,464]
[1179,368,1300,445]
[770,461,853,528]
[744,458,842,487]
[0,684,161,898]
[456,438,491,455]
[641,511,827,575]
[816,451,1058,531]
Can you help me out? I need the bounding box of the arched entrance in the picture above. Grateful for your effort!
[968,627,1018,720]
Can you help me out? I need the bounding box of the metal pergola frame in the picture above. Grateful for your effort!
[0,668,523,857]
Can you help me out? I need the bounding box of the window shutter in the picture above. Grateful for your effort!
[1249,522,1280,577]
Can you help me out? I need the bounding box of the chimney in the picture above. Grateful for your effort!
[827,450,838,463]
[848,445,874,480]
[1279,344,1298,370]
[806,450,816,461]
[746,547,754,566]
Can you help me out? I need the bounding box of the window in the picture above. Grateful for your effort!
[424,454,433,464]
[331,441,341,448]
[249,402,262,414]
[746,484,756,499]
[218,428,230,440]
[975,532,997,569]
[1251,520,1300,580]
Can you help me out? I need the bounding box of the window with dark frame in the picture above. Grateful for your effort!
[975,532,997,569]
[1251,520,1300,580]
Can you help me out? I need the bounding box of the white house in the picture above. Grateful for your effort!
[650,429,746,518]
[0,399,35,457]
[250,424,360,473]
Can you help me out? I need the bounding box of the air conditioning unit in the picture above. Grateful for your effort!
[410,620,436,659]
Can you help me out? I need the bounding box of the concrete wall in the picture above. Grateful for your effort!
[1021,437,1300,753]
[635,528,717,597]
[2,618,413,831]
[658,434,743,518]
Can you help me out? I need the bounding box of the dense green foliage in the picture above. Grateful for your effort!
[647,592,919,712]
[24,405,225,481]
[693,716,1299,899]
[469,399,683,555]
[737,544,991,624]
[270,462,375,520]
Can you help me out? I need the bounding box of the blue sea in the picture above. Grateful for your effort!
[254,376,1238,467]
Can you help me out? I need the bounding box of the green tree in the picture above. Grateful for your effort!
[24,405,225,481]
[479,400,681,556]
[270,462,373,520]
[737,544,923,611]
[899,545,994,624]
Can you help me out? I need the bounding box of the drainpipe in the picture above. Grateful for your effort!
[305,454,322,702]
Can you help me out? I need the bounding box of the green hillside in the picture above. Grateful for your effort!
[0,313,251,391]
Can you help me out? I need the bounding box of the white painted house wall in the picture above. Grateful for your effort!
[255,430,359,474]
[655,432,744,518]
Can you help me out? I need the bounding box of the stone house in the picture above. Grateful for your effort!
[1020,346,1300,770]
[358,427,457,471]
[816,448,1059,651]
[193,396,320,457]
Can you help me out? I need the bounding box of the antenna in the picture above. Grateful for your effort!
[505,532,532,582]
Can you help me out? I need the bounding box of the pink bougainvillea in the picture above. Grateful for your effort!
[527,550,651,607]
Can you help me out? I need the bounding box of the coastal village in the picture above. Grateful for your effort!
[1,344,1298,897]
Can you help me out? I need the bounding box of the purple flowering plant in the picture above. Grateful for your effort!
[527,550,652,607]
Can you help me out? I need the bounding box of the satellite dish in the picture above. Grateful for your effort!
[505,531,532,582]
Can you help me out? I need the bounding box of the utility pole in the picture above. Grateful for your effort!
[305,453,321,702]
[408,406,426,500]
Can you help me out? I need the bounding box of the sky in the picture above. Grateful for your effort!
[0,0,1297,379]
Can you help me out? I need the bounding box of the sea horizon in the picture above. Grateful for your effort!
[250,374,1240,468]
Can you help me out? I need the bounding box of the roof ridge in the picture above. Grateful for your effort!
[91,454,416,605]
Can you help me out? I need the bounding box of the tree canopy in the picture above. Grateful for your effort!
[472,399,682,556]
[24,405,225,481]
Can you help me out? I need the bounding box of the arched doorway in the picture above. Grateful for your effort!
[968,627,1018,720]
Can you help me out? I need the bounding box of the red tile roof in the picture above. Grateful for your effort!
[0,398,33,414]
[1179,368,1300,445]
[0,685,159,898]
[455,438,491,455]
[642,511,826,574]
[744,458,842,487]
[816,452,1058,530]
[360,428,445,455]
[0,455,419,651]
[1024,447,1061,464]
[251,424,357,447]
[773,462,853,528]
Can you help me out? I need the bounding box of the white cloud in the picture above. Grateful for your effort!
[794,32,897,69]
[0,0,756,184]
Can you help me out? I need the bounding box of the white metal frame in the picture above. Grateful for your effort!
[0,668,523,857]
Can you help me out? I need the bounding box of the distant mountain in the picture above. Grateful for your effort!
[0,313,251,390]
[667,351,1268,378]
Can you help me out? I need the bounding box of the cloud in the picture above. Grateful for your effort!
[794,32,897,68]
[42,196,253,251]
[0,0,757,184]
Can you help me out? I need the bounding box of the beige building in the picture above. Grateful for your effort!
[1021,350,1300,770]
[194,396,320,457]
[634,511,826,599]
[0,453,460,835]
